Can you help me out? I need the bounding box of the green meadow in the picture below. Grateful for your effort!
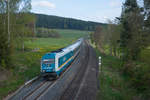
[25,29,90,51]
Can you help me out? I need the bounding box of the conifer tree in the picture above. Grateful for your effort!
[144,0,150,30]
[120,0,144,61]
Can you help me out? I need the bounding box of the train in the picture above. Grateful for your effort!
[41,38,83,79]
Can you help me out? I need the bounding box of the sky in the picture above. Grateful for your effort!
[31,0,125,23]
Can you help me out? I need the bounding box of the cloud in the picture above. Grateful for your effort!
[32,0,56,9]
[109,0,122,8]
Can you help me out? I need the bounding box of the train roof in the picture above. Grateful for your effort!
[62,38,82,50]
[51,38,83,54]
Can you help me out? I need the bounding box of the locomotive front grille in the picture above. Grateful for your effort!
[42,59,55,72]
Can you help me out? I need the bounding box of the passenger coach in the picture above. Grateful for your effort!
[41,38,83,79]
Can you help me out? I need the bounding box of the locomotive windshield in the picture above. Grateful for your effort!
[42,59,55,64]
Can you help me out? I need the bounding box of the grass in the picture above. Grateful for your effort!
[25,29,91,51]
[25,38,74,51]
[0,29,90,100]
[95,49,142,100]
[140,47,150,65]
[54,29,90,38]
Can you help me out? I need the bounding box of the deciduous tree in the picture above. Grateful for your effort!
[0,0,33,68]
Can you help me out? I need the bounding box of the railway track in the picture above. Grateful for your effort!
[22,81,47,100]
[60,41,90,100]
[22,81,54,100]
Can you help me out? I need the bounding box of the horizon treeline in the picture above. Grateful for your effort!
[35,13,107,31]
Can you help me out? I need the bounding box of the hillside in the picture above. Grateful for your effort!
[34,13,107,31]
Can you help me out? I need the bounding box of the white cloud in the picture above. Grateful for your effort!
[110,0,122,8]
[32,0,56,9]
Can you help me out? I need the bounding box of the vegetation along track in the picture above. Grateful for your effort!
[60,41,90,100]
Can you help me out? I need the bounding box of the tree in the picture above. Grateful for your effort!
[91,26,105,53]
[143,0,150,46]
[120,0,144,61]
[16,13,35,52]
[144,0,150,27]
[106,20,121,57]
[0,0,32,68]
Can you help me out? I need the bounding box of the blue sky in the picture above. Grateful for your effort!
[31,0,125,23]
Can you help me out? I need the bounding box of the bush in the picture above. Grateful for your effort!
[140,48,150,65]
[36,28,60,38]
[123,61,150,96]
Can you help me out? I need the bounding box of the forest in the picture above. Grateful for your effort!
[35,13,107,31]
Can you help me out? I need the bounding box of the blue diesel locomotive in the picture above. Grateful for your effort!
[41,38,83,79]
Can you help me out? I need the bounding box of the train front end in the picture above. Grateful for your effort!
[41,53,57,78]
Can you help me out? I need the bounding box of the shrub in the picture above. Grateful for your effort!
[1,59,6,69]
[36,28,60,38]
[123,61,150,95]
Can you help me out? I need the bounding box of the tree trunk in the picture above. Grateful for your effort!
[109,46,112,56]
[22,41,24,52]
[113,46,117,56]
